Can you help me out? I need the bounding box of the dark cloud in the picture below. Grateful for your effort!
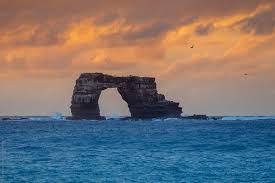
[0,21,68,47]
[99,16,198,47]
[0,0,270,48]
[98,24,170,47]
[35,23,67,45]
[0,0,105,28]
[195,23,215,36]
[124,16,198,41]
[21,24,66,46]
[93,12,120,25]
[0,0,266,28]
[120,0,265,23]
[124,23,172,41]
[238,7,275,35]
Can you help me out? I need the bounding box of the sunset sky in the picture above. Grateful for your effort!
[0,0,275,116]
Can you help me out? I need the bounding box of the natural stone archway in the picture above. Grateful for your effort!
[70,73,182,119]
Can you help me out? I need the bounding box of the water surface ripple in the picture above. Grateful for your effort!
[1,119,275,182]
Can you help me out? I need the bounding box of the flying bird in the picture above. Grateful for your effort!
[243,73,249,80]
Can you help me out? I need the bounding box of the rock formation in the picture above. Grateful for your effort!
[71,73,182,119]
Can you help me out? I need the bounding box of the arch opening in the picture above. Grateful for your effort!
[98,88,131,118]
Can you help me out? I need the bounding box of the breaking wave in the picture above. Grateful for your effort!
[222,116,275,121]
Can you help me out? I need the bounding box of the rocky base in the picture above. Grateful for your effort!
[182,114,209,120]
[71,73,182,120]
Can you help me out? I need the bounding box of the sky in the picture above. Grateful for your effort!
[0,0,275,116]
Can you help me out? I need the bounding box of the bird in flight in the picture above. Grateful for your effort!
[244,73,248,76]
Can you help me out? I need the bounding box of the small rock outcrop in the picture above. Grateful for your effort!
[71,73,182,119]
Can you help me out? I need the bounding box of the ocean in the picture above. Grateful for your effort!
[1,118,275,182]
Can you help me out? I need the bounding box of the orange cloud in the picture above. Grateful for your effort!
[0,0,274,80]
[1,0,275,116]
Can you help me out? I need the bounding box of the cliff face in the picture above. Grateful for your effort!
[71,73,182,119]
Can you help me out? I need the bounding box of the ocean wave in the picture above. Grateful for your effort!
[105,115,125,120]
[50,112,66,120]
[163,118,181,121]
[222,116,275,121]
[152,118,162,122]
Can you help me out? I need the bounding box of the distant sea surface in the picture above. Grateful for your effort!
[1,118,275,182]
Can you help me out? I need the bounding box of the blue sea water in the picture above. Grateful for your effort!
[0,118,275,182]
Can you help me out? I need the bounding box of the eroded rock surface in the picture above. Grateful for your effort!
[71,73,182,119]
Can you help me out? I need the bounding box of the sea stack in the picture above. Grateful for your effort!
[71,73,182,119]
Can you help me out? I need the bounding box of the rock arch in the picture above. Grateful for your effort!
[70,73,182,119]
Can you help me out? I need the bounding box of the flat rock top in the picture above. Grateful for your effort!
[79,73,155,82]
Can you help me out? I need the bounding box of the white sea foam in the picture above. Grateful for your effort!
[222,116,275,121]
[152,118,162,122]
[29,117,46,121]
[163,118,180,121]
[29,113,66,121]
[50,113,66,120]
[105,115,124,120]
